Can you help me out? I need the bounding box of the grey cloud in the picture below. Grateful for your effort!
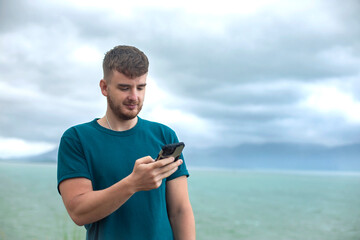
[1,0,360,151]
[6,1,358,92]
[0,91,104,142]
[139,2,360,96]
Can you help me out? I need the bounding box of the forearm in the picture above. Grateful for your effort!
[169,207,196,240]
[61,156,182,226]
[66,175,135,226]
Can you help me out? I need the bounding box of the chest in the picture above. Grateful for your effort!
[80,133,165,190]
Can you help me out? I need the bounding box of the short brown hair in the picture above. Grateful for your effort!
[103,45,149,80]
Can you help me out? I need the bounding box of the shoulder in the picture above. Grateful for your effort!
[139,117,179,142]
[61,119,97,139]
[140,117,175,133]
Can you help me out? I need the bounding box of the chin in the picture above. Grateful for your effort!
[110,104,143,121]
[123,114,138,120]
[121,109,142,120]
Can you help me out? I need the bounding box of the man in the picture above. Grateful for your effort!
[57,45,196,240]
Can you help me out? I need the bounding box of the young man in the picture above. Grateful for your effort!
[57,45,196,240]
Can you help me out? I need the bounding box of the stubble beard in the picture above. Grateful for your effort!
[107,94,143,121]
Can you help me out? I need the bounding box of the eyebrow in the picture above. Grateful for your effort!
[117,83,147,87]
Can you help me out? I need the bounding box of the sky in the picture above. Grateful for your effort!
[0,0,360,159]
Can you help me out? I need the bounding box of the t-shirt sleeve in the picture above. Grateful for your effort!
[165,131,189,181]
[57,129,91,194]
[166,152,189,181]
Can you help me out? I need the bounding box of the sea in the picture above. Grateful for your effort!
[0,161,359,240]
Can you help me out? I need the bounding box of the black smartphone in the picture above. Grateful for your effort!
[156,142,185,161]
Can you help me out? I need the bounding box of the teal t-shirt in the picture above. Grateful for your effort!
[57,117,189,240]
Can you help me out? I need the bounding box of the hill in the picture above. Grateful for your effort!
[1,148,58,163]
[186,143,360,171]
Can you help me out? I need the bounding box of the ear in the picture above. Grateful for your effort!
[99,79,108,96]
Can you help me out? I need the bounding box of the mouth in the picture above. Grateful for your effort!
[124,103,138,110]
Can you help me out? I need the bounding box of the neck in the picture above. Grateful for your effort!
[99,112,138,131]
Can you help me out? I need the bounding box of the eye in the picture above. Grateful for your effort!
[118,86,130,91]
[137,85,146,91]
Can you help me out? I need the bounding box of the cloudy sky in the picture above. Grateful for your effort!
[0,0,359,159]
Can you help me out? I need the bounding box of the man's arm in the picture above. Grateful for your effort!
[59,156,183,226]
[166,175,196,240]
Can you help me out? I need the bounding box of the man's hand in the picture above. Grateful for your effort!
[128,156,183,192]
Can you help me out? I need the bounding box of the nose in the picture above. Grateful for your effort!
[128,88,138,101]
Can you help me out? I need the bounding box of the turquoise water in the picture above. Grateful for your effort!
[189,169,360,240]
[0,162,359,240]
[0,162,84,240]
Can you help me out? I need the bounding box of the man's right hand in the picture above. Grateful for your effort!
[128,156,183,192]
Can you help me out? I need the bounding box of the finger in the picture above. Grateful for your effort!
[157,164,180,180]
[153,157,175,167]
[136,156,155,164]
[157,159,183,175]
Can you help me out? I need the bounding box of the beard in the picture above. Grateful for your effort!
[107,93,143,121]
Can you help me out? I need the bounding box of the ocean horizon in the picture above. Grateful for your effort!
[2,158,360,175]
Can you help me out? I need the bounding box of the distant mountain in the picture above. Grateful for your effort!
[2,143,359,171]
[186,143,360,171]
[1,148,58,163]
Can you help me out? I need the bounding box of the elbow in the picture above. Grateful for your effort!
[169,205,194,222]
[71,215,86,226]
[64,200,102,226]
[66,203,90,226]
[67,210,87,226]
[64,196,92,226]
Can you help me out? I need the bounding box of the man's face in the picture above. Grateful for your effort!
[105,70,147,121]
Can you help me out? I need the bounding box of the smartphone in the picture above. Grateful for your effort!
[156,142,185,161]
